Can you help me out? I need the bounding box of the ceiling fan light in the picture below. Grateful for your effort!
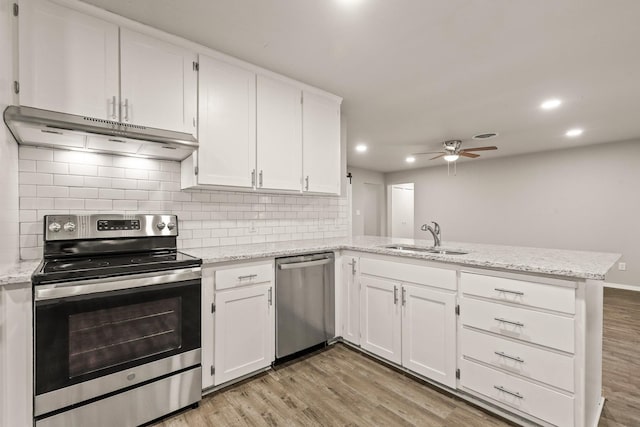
[443,154,459,162]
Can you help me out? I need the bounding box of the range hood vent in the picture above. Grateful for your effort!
[3,106,198,161]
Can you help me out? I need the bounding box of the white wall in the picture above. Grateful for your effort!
[386,139,640,286]
[348,166,386,237]
[0,0,19,271]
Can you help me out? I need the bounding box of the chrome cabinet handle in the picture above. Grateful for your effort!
[495,288,524,296]
[402,287,406,306]
[494,385,523,399]
[111,95,117,119]
[393,285,398,305]
[259,170,263,187]
[347,259,357,276]
[495,317,524,327]
[495,351,525,363]
[251,169,256,187]
[238,274,257,281]
[123,98,129,122]
[305,176,309,191]
[268,288,273,306]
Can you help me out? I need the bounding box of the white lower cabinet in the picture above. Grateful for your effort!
[341,255,360,346]
[214,282,274,385]
[358,256,457,387]
[401,284,457,388]
[201,261,275,389]
[360,275,402,364]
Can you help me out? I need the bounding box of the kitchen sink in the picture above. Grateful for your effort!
[382,244,468,255]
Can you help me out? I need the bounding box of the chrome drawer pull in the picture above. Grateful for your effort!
[494,385,523,399]
[238,274,257,280]
[495,351,525,363]
[495,317,524,327]
[494,288,524,296]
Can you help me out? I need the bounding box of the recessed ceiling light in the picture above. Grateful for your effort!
[565,128,583,137]
[336,0,364,6]
[541,99,562,110]
[405,156,416,163]
[355,144,367,152]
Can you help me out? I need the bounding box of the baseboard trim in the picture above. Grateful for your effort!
[604,282,640,291]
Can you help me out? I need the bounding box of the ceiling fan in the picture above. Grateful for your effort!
[413,140,497,162]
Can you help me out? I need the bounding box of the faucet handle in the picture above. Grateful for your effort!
[432,221,440,235]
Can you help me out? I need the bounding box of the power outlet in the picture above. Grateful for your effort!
[618,262,627,271]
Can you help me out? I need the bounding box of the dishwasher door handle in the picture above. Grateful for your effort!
[278,258,332,270]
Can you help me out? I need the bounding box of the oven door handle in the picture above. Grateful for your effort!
[34,267,201,301]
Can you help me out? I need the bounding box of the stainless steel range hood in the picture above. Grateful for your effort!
[3,106,198,161]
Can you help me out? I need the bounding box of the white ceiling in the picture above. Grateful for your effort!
[81,0,640,172]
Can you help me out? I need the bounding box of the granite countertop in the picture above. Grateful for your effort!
[0,237,620,285]
[186,236,621,280]
[0,260,41,286]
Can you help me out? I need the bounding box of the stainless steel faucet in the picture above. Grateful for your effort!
[420,221,441,247]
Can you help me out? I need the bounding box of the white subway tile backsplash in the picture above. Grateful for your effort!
[17,147,349,260]
[54,174,85,187]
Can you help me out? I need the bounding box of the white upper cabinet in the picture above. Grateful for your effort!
[19,0,119,119]
[302,91,341,195]
[18,0,197,135]
[256,75,303,192]
[195,55,256,188]
[120,28,197,135]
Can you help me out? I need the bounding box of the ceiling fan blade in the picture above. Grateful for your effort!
[413,151,445,156]
[460,146,497,152]
[429,154,445,160]
[459,152,480,158]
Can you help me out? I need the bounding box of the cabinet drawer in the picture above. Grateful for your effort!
[360,257,456,291]
[461,272,575,314]
[460,359,574,427]
[461,298,574,353]
[215,262,273,290]
[461,328,574,392]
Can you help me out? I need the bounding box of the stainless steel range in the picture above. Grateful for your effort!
[32,214,202,427]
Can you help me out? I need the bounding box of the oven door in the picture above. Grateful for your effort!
[33,268,201,417]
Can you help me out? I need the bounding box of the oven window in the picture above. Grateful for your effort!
[68,297,182,378]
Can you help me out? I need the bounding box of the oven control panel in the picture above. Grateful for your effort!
[44,214,179,241]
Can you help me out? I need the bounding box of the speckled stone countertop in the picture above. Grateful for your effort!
[0,260,41,286]
[185,236,621,280]
[0,236,620,285]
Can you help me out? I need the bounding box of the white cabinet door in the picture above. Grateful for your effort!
[401,284,457,388]
[302,91,341,194]
[19,0,119,119]
[120,28,197,135]
[360,275,401,364]
[201,267,215,390]
[214,283,274,385]
[197,55,256,188]
[342,256,360,345]
[256,75,302,191]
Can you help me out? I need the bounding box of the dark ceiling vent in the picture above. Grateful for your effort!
[472,132,498,140]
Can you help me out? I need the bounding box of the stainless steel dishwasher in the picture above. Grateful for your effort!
[275,252,335,359]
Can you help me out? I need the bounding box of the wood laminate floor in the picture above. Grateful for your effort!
[154,288,640,427]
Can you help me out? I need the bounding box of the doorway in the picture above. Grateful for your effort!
[389,183,414,238]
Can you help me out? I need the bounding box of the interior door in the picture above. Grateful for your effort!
[256,75,302,191]
[302,91,341,194]
[390,184,414,238]
[360,275,401,364]
[197,55,256,188]
[120,28,197,134]
[401,284,457,388]
[19,0,119,119]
